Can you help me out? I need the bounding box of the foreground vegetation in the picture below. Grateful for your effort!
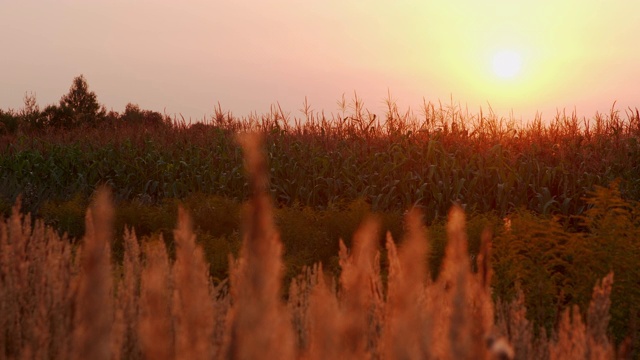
[1,76,639,356]
[1,136,636,359]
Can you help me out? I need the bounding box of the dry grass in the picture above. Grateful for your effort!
[0,134,632,359]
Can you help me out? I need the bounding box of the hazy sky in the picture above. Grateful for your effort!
[2,1,639,122]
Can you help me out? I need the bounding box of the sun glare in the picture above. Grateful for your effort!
[492,50,522,79]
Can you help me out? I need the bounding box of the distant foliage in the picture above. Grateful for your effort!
[0,109,20,135]
[14,75,107,130]
[9,79,169,132]
[18,92,42,130]
[119,103,168,128]
[53,75,107,128]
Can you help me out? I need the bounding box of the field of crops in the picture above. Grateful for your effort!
[2,101,639,219]
[1,93,640,357]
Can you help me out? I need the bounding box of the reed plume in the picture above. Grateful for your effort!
[172,207,215,359]
[72,187,114,360]
[382,208,429,359]
[113,227,142,359]
[226,133,295,359]
[138,239,174,360]
[337,218,384,358]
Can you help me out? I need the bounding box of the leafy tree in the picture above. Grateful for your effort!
[40,104,68,129]
[120,103,167,127]
[19,92,44,130]
[47,75,106,128]
[0,108,20,134]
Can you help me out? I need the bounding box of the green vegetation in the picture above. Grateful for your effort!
[1,75,639,351]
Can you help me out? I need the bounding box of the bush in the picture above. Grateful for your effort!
[40,193,88,239]
[492,182,640,342]
[0,109,20,135]
[120,103,168,128]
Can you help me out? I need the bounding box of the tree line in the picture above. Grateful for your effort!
[0,75,169,133]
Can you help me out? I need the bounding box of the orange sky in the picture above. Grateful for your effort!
[1,1,639,123]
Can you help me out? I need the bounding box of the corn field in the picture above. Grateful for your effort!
[2,101,640,221]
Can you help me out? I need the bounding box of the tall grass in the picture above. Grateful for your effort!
[0,134,633,359]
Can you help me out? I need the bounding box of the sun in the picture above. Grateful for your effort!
[492,50,522,79]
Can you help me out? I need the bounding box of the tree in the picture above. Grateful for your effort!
[120,103,167,127]
[19,92,44,130]
[48,75,106,128]
[0,109,20,134]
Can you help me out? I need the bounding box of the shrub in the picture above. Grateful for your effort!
[40,193,88,239]
[120,103,168,128]
[0,109,20,135]
[492,182,640,343]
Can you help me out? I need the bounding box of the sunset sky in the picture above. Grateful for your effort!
[1,1,639,123]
